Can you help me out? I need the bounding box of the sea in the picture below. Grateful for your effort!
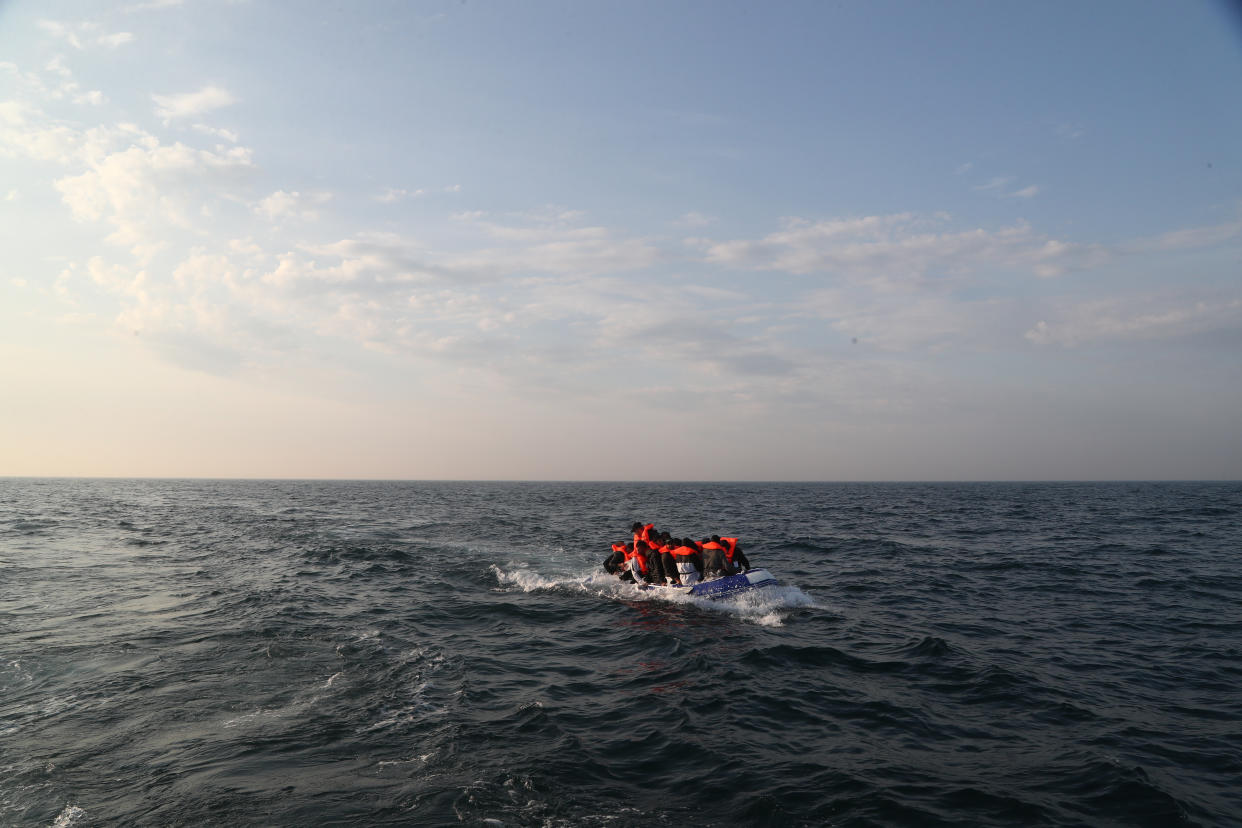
[1,479,1240,827]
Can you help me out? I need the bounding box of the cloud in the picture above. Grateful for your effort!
[47,124,255,257]
[1026,298,1242,347]
[98,32,134,48]
[438,211,664,276]
[124,0,184,12]
[193,124,239,143]
[446,232,661,277]
[254,190,331,221]
[971,174,1039,199]
[37,20,86,49]
[1056,123,1085,140]
[38,19,133,51]
[631,319,799,378]
[700,212,1095,282]
[376,187,424,203]
[152,86,236,121]
[973,176,1012,192]
[1123,219,1242,253]
[675,211,716,228]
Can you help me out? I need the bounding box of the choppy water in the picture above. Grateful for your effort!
[2,479,1240,827]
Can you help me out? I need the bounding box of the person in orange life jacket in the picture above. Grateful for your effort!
[629,539,665,584]
[630,521,657,547]
[700,536,736,579]
[603,541,630,578]
[668,538,705,585]
[717,535,751,572]
[655,532,680,584]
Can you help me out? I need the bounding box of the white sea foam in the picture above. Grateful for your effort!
[52,805,87,827]
[490,563,819,626]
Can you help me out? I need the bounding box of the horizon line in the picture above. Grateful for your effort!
[3,476,1239,485]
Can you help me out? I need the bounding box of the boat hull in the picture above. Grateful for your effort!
[638,568,778,600]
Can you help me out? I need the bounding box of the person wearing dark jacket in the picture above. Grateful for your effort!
[655,532,679,584]
[700,537,736,579]
[632,539,664,584]
[604,542,630,579]
[718,536,751,572]
[668,538,705,585]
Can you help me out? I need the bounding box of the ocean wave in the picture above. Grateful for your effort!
[3,479,1240,826]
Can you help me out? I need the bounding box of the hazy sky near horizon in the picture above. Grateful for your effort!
[2,0,1240,480]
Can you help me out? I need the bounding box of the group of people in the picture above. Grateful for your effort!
[603,521,753,587]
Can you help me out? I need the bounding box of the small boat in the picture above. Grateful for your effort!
[638,568,779,600]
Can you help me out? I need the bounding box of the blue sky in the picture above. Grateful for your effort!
[2,0,1240,479]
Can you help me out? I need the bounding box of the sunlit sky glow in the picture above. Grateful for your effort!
[2,0,1240,480]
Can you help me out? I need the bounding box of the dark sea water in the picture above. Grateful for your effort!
[2,479,1240,827]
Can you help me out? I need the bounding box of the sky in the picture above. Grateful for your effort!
[2,0,1240,481]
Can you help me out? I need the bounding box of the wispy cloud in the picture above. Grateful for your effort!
[973,176,1012,192]
[193,124,239,143]
[1056,122,1085,140]
[376,187,425,203]
[974,175,1040,200]
[38,19,133,51]
[254,190,331,222]
[1026,297,1242,347]
[98,32,135,48]
[1122,219,1242,253]
[124,0,185,12]
[153,86,236,121]
[699,213,1090,281]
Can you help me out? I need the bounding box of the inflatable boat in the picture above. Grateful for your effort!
[638,568,778,600]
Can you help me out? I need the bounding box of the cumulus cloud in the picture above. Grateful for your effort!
[42,122,255,259]
[153,85,236,121]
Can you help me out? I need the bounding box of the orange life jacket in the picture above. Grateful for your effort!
[670,545,698,559]
[702,541,726,552]
[611,542,627,555]
[720,537,739,560]
[625,546,649,574]
[633,523,655,546]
